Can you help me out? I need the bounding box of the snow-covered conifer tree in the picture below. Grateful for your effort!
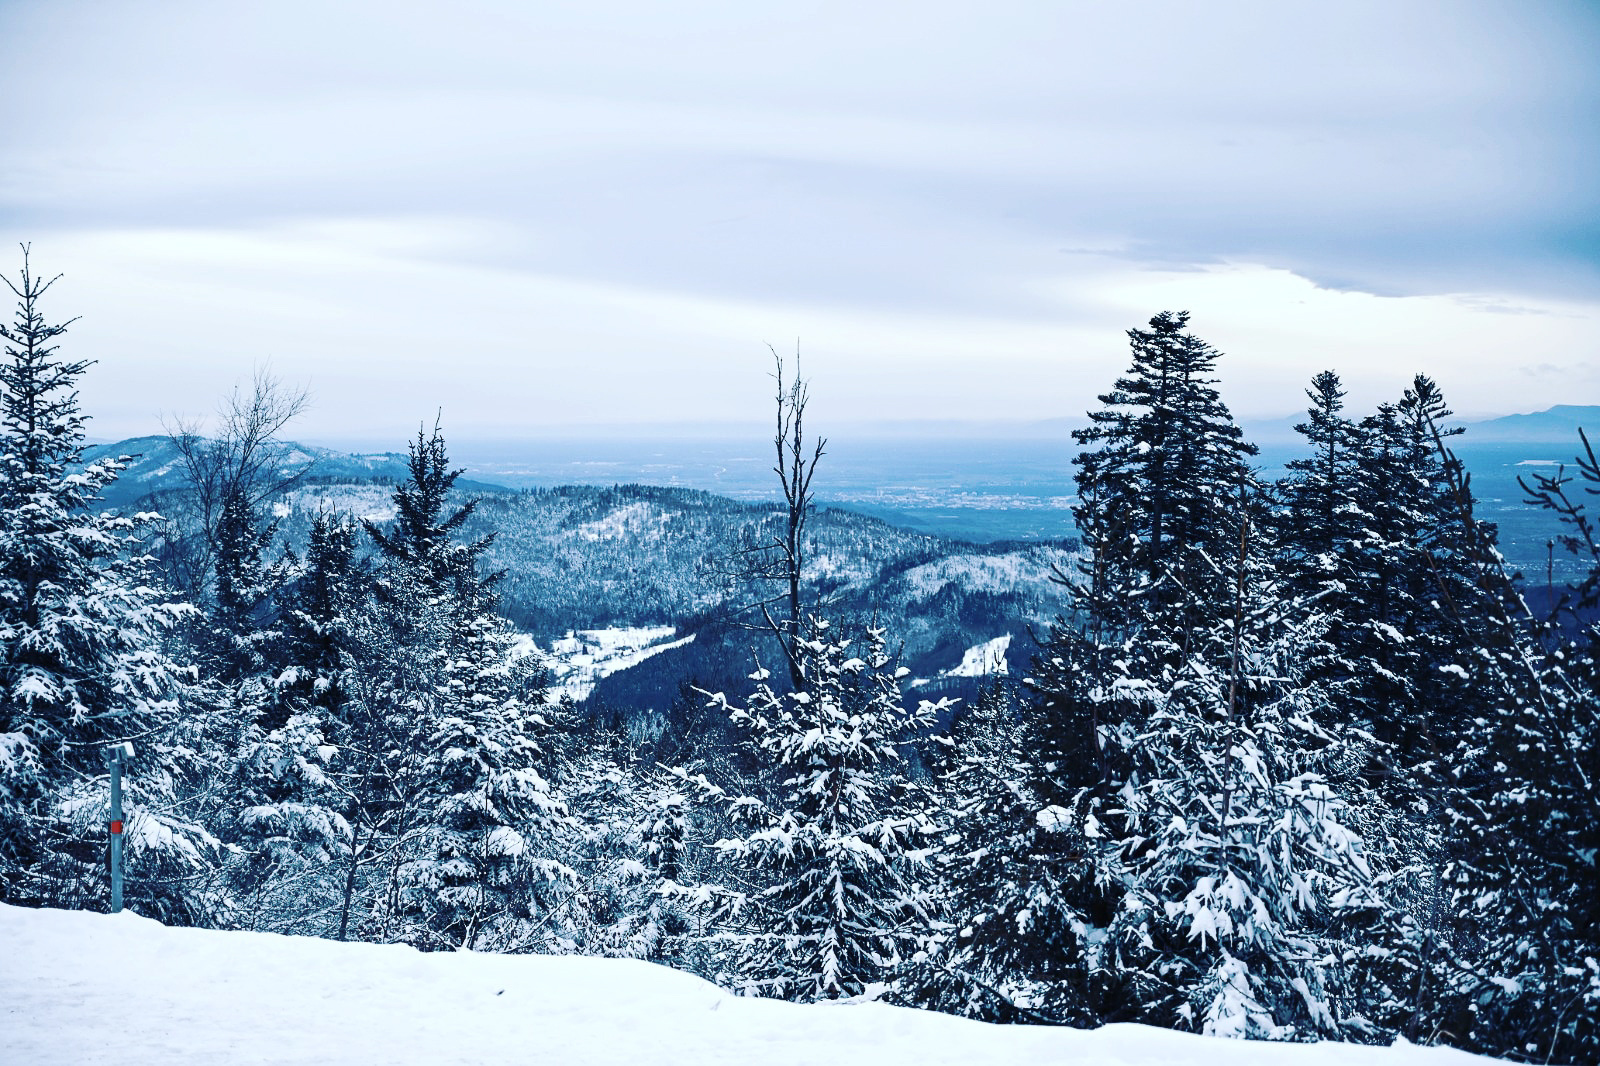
[223,511,364,934]
[357,422,569,950]
[1100,605,1379,1040]
[894,680,1108,1026]
[206,486,291,685]
[0,250,213,919]
[1070,311,1258,651]
[1410,413,1600,1063]
[1014,320,1389,1041]
[686,621,947,1001]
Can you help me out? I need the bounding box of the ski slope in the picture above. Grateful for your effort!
[0,904,1498,1066]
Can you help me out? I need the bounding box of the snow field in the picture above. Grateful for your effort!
[947,633,1013,677]
[538,625,696,702]
[1,904,1500,1066]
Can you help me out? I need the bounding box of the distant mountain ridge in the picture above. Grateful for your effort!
[1238,404,1600,446]
[1457,405,1600,443]
[80,403,1596,509]
[80,436,506,508]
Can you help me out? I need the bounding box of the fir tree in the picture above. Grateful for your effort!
[0,249,211,918]
[1070,310,1258,652]
[684,621,947,1001]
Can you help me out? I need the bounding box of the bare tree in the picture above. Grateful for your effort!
[730,346,825,690]
[159,366,313,597]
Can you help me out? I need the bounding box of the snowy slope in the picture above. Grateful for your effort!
[1,905,1498,1066]
[948,633,1012,677]
[539,626,697,701]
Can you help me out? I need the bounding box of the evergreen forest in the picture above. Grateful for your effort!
[2,257,1595,1063]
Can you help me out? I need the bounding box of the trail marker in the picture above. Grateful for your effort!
[104,742,134,913]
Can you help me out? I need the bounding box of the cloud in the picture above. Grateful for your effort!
[32,222,1600,440]
[1,0,1596,433]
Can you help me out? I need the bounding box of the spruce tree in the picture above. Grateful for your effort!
[1070,310,1258,652]
[1412,412,1600,1062]
[1013,317,1392,1040]
[207,486,290,687]
[1100,601,1378,1040]
[359,421,565,950]
[894,680,1107,1026]
[225,511,364,934]
[1274,371,1361,623]
[0,249,212,918]
[689,621,947,1001]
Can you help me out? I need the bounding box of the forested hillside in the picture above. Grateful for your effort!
[3,261,1595,1064]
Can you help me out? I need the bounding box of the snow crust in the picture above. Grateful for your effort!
[0,904,1500,1066]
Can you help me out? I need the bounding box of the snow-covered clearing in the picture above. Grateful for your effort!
[947,633,1012,677]
[0,904,1498,1066]
[572,501,667,542]
[912,634,1012,688]
[278,483,400,523]
[517,625,694,702]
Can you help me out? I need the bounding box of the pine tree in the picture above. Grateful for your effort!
[0,249,212,918]
[1272,376,1599,1058]
[686,621,947,1001]
[357,421,566,950]
[894,680,1108,1025]
[1070,311,1258,652]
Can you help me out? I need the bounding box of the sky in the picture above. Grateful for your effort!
[1,1,1596,443]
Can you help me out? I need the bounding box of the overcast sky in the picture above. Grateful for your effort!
[1,1,1596,443]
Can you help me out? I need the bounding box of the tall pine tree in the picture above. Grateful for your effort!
[0,249,212,919]
[359,421,566,950]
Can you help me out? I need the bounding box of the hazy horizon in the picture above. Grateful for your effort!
[83,402,1598,456]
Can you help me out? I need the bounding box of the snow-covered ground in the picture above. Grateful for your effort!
[515,625,695,702]
[572,501,669,542]
[1,904,1498,1066]
[911,633,1012,688]
[947,633,1012,677]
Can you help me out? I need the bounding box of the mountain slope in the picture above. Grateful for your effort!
[1461,405,1600,443]
[81,436,503,508]
[0,904,1497,1066]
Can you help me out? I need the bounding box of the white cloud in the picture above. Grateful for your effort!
[2,1,1596,436]
[43,221,1600,440]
